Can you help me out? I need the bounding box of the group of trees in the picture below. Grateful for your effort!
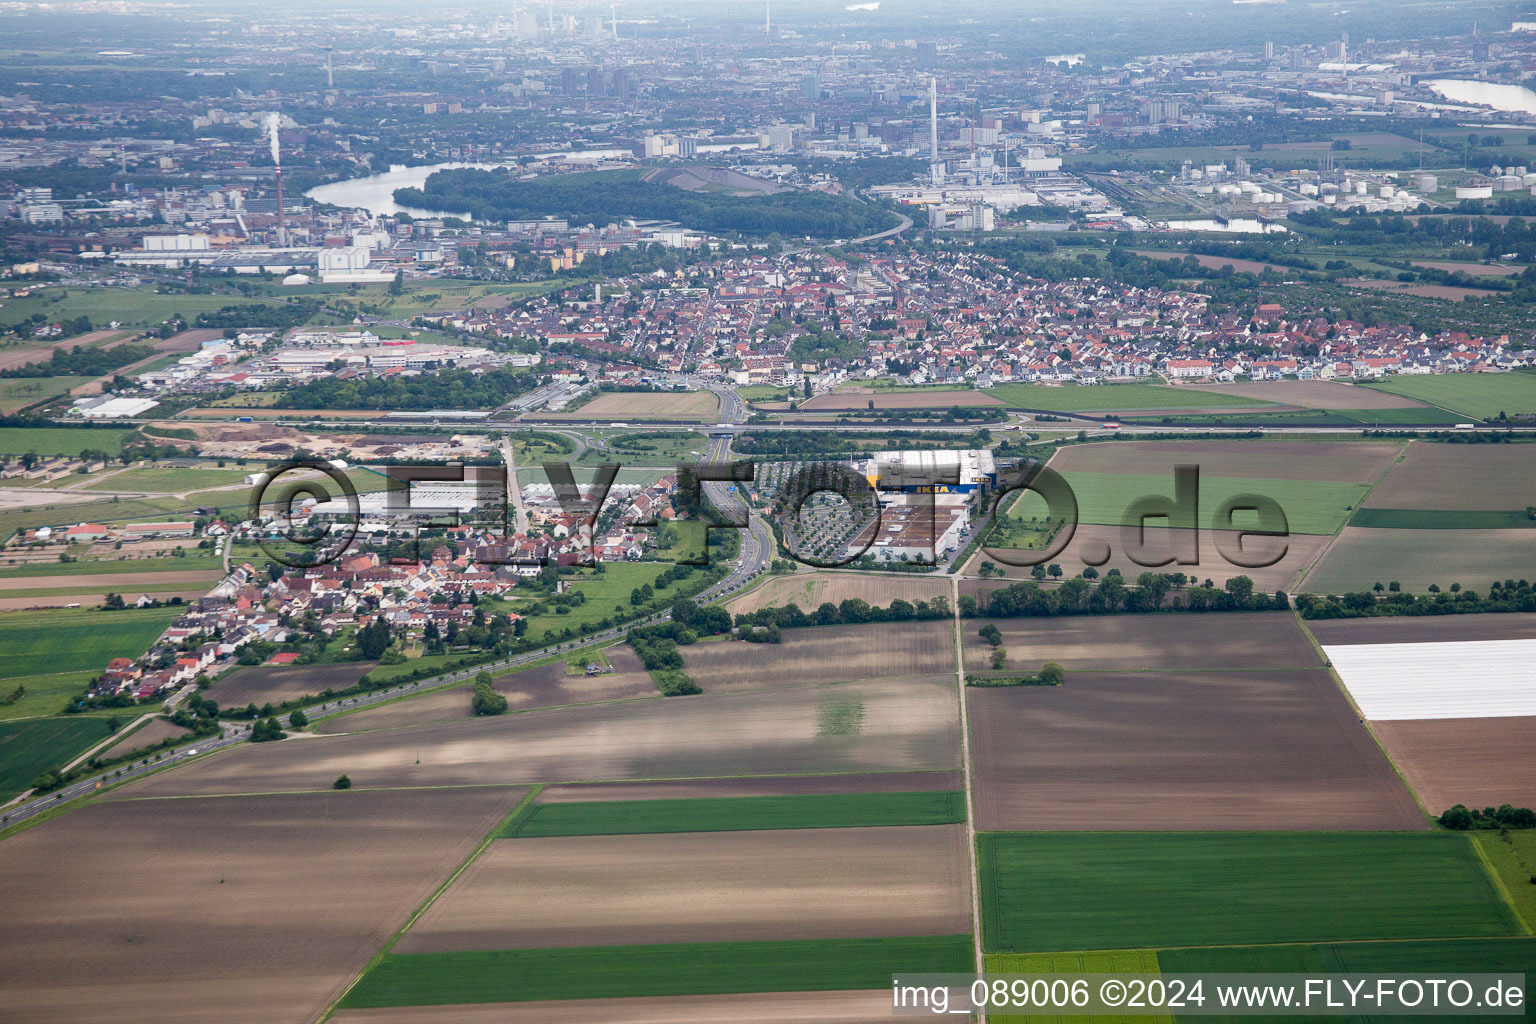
[1295,579,1536,619]
[396,167,896,240]
[0,342,155,379]
[193,300,318,330]
[966,660,1066,687]
[961,571,1286,619]
[471,671,508,716]
[1438,804,1536,831]
[249,717,286,742]
[734,428,991,459]
[274,365,536,411]
[732,594,952,632]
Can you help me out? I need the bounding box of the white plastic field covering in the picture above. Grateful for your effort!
[1323,639,1536,720]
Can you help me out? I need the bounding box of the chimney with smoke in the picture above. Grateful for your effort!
[266,113,287,246]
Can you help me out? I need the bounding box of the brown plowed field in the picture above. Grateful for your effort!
[211,661,376,708]
[966,522,1327,593]
[535,770,965,803]
[315,650,658,735]
[960,612,1321,673]
[545,390,720,420]
[98,717,189,759]
[968,670,1425,831]
[726,571,950,616]
[680,621,955,691]
[1048,439,1403,482]
[395,824,971,952]
[0,787,521,1024]
[1180,381,1429,411]
[0,590,207,611]
[1305,612,1536,646]
[1373,716,1536,814]
[0,570,221,592]
[798,390,1002,411]
[112,676,962,798]
[1363,442,1536,510]
[332,989,896,1023]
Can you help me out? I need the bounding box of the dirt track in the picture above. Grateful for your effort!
[968,670,1425,831]
[395,825,971,951]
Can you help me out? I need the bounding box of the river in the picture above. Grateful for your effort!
[306,143,758,219]
[1425,79,1536,117]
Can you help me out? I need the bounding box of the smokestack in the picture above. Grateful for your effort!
[765,0,770,35]
[326,49,334,89]
[266,113,287,246]
[929,76,941,184]
[611,2,618,38]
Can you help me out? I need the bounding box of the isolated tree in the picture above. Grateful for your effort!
[989,648,1008,671]
[288,709,308,729]
[1047,563,1063,579]
[978,623,1003,648]
[1037,661,1066,687]
[333,774,352,790]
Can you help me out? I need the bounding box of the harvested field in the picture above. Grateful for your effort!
[315,649,658,735]
[969,522,1328,593]
[967,670,1424,831]
[0,787,521,1024]
[1300,527,1536,594]
[1411,260,1525,276]
[1134,250,1280,275]
[1305,612,1536,646]
[535,771,964,803]
[1363,442,1536,510]
[97,717,189,759]
[979,832,1519,954]
[726,571,950,616]
[549,390,720,421]
[1324,639,1536,720]
[113,676,963,798]
[1346,278,1498,301]
[681,621,955,691]
[395,824,971,951]
[960,612,1320,674]
[0,331,132,372]
[1179,380,1429,410]
[1373,716,1536,814]
[0,590,206,611]
[1047,438,1401,483]
[211,661,376,708]
[798,390,1002,411]
[0,569,219,592]
[333,989,896,1024]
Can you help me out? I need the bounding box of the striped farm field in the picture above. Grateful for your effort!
[499,791,966,837]
[988,382,1275,412]
[978,832,1521,953]
[1361,372,1536,420]
[986,949,1169,1024]
[338,935,974,1007]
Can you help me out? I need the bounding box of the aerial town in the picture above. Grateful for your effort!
[4,2,1536,1022]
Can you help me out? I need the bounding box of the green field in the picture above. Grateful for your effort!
[1349,508,1536,529]
[340,934,974,1007]
[0,426,138,456]
[1127,407,1464,427]
[0,717,112,800]
[1012,471,1370,535]
[486,562,683,644]
[986,950,1170,1024]
[1158,939,1536,1023]
[978,833,1522,953]
[737,384,794,402]
[1361,373,1536,420]
[0,672,101,722]
[1474,831,1536,933]
[0,376,93,414]
[500,791,966,838]
[0,606,178,681]
[0,554,223,578]
[0,288,308,331]
[0,495,190,544]
[989,383,1273,413]
[83,465,256,493]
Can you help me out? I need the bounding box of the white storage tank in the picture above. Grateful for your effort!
[1323,194,1337,205]
[1417,174,1438,192]
[1355,181,1369,195]
[1497,175,1523,191]
[1300,183,1320,196]
[1380,184,1396,198]
[1456,184,1494,199]
[1287,199,1313,214]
